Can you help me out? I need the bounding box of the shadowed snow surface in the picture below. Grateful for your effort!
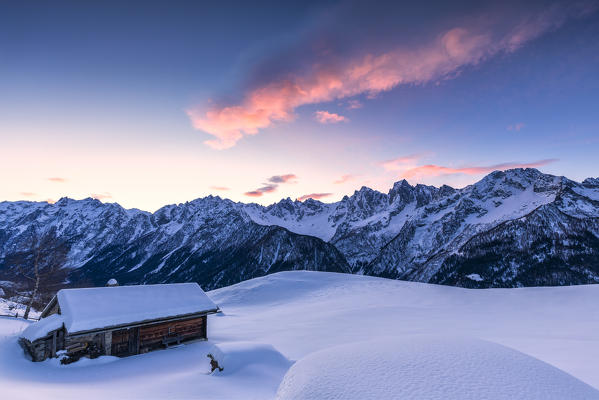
[275,336,599,399]
[2,271,599,399]
[21,314,64,341]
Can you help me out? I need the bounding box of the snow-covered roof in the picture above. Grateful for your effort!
[21,314,64,342]
[53,283,218,334]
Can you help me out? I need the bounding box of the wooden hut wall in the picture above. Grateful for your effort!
[23,315,209,360]
[111,328,131,357]
[23,328,66,362]
[138,316,207,353]
[64,332,104,355]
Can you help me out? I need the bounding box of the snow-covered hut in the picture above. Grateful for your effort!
[19,283,219,362]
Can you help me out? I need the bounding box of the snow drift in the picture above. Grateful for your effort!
[275,336,599,400]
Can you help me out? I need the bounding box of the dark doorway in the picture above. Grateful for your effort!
[111,329,129,357]
[112,327,140,356]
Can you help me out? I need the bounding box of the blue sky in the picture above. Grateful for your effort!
[1,0,598,210]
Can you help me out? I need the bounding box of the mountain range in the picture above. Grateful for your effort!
[1,168,598,290]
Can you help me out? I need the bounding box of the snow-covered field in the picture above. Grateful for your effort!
[1,271,599,399]
[0,297,40,320]
[276,336,598,399]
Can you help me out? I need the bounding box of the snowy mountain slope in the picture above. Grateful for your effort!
[0,197,154,269]
[367,169,599,286]
[0,168,598,289]
[244,199,338,242]
[3,271,599,399]
[0,196,349,290]
[243,182,439,268]
[244,168,599,286]
[432,203,599,287]
[65,197,350,289]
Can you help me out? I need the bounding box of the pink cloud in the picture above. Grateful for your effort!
[210,186,230,191]
[48,177,66,183]
[333,174,355,184]
[507,122,525,131]
[401,159,557,179]
[381,154,423,171]
[244,184,277,197]
[315,110,348,124]
[91,192,112,200]
[245,173,298,197]
[268,174,298,184]
[499,2,597,52]
[347,99,363,109]
[297,193,333,201]
[187,4,592,149]
[19,192,36,197]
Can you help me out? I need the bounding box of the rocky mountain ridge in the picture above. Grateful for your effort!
[1,168,598,290]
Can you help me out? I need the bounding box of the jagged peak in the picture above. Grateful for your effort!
[436,184,456,198]
[54,196,75,206]
[498,168,552,182]
[414,183,436,191]
[388,179,413,194]
[261,197,295,209]
[473,168,549,189]
[187,194,227,205]
[582,177,599,188]
[346,187,386,206]
[354,185,377,195]
[261,197,300,217]
[153,195,236,217]
[353,186,387,200]
[302,198,324,206]
[55,197,103,208]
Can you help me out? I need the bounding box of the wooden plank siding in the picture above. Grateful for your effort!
[107,316,206,356]
[111,329,130,357]
[138,316,206,353]
[23,313,213,361]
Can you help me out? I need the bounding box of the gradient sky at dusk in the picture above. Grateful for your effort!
[1,0,598,211]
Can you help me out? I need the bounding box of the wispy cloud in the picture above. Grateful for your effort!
[245,173,298,197]
[187,2,594,149]
[333,174,356,184]
[244,185,277,197]
[507,122,525,131]
[19,192,36,197]
[381,154,423,171]
[401,159,557,179]
[297,193,333,201]
[48,177,66,183]
[210,186,230,191]
[347,99,363,109]
[314,110,348,124]
[91,192,112,200]
[268,174,298,184]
